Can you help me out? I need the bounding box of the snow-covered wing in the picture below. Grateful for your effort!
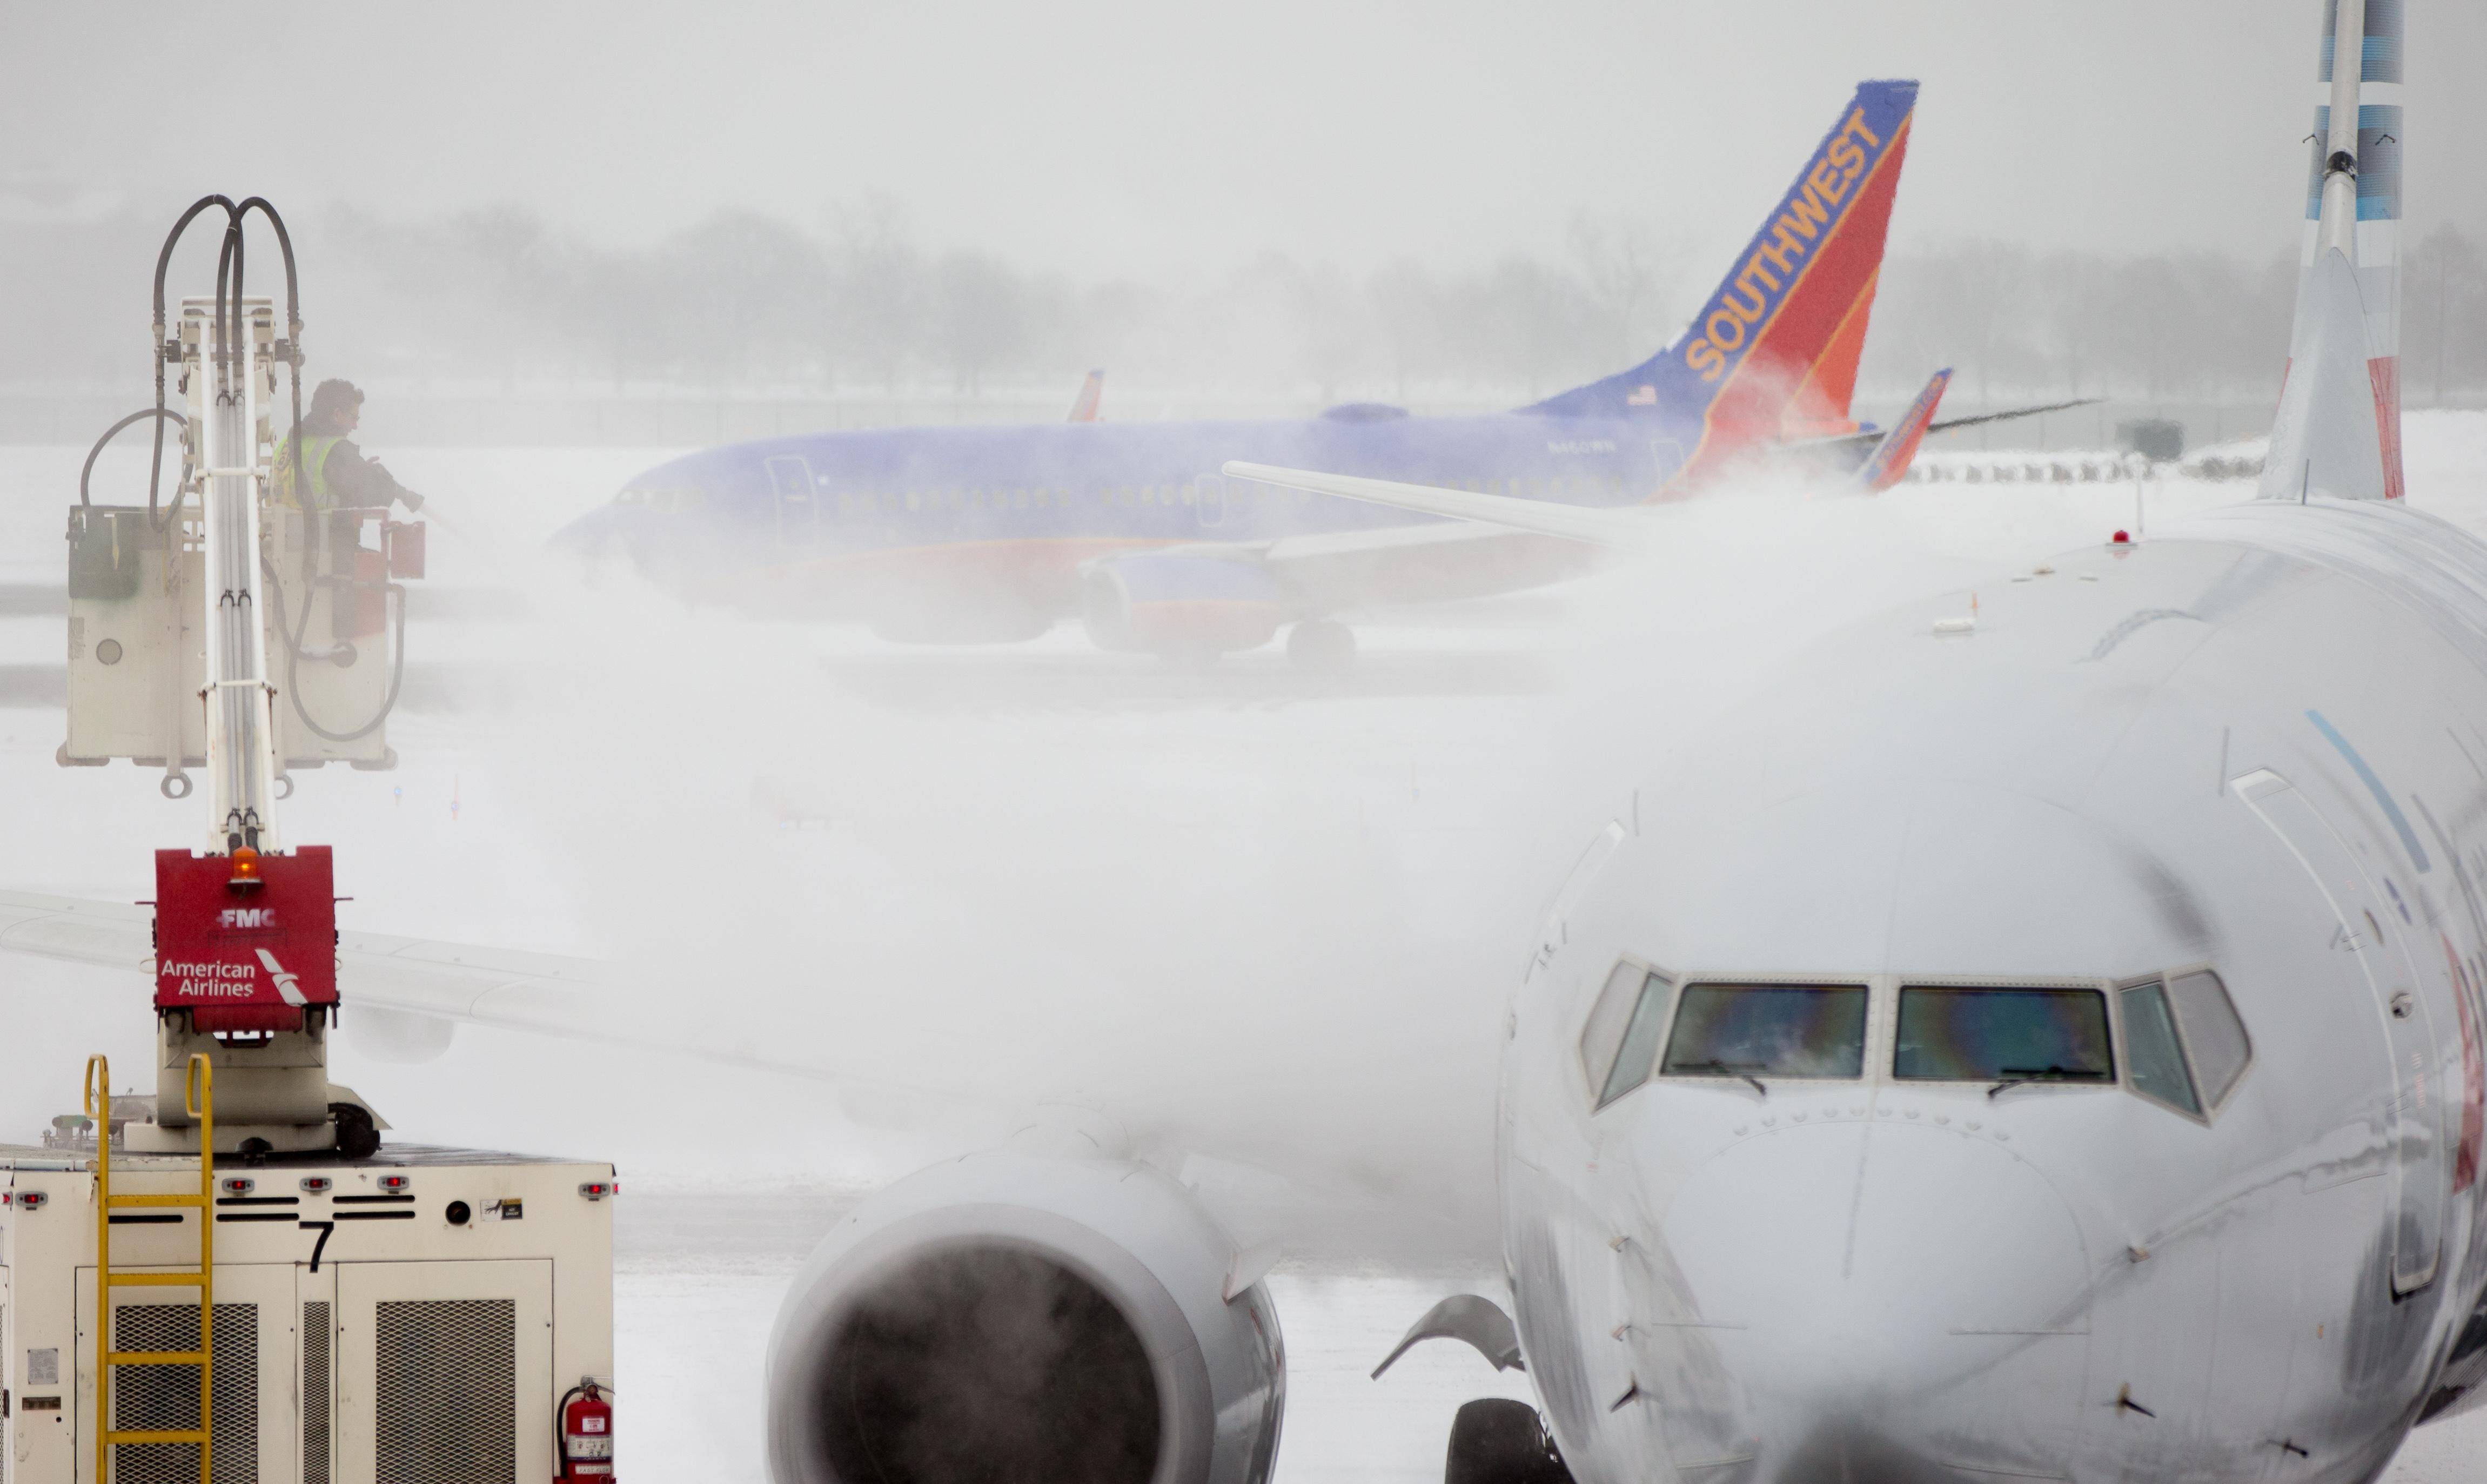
[1222,461,1655,552]
[0,887,607,1028]
[0,889,948,1099]
[0,889,156,970]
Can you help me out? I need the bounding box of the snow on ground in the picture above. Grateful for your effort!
[5,416,2487,1481]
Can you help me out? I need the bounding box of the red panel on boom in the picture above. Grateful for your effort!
[155,845,338,1032]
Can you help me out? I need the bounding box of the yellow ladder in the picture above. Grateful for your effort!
[86,1052,215,1484]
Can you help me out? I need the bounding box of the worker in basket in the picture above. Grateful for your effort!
[272,379,426,513]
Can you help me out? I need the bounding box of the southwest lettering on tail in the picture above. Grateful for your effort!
[1685,105,1889,384]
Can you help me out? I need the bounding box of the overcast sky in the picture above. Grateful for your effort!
[5,2,2481,280]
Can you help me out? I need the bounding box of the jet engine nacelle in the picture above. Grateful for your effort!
[1082,552,1284,655]
[765,1151,1286,1484]
[343,1003,457,1063]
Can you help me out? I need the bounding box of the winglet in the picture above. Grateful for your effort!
[2259,0,2404,502]
[1854,367,1951,492]
[1068,368,1104,423]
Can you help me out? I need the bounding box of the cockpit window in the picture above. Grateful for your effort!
[2119,982,2200,1114]
[1661,984,1868,1080]
[1894,986,2113,1084]
[1580,962,1671,1110]
[2167,970,2250,1108]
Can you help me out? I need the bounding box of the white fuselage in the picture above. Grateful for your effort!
[1501,497,2487,1484]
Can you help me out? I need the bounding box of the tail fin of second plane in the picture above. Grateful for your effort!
[1068,369,1104,422]
[1526,80,1917,460]
[1853,368,1950,492]
[2261,0,2404,502]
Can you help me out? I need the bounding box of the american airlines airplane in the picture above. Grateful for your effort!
[1219,2,2473,1478]
[0,4,2464,1483]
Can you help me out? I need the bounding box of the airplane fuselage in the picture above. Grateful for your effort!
[558,407,1709,633]
[1504,498,2487,1483]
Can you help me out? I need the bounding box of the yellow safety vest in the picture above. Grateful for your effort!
[271,432,344,510]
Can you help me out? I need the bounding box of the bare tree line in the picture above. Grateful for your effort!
[7,201,2485,412]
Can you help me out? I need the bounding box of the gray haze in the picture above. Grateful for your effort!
[8,3,2484,272]
[5,6,2485,413]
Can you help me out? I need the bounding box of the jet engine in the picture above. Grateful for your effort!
[344,1003,457,1063]
[1081,552,1285,656]
[765,1151,1286,1484]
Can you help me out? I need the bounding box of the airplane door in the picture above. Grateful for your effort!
[766,456,817,547]
[2234,768,2446,1295]
[1194,474,1228,529]
[1648,439,1686,496]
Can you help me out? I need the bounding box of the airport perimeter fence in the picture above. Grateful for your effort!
[1,387,2473,455]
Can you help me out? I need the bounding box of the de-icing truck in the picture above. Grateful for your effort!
[3,198,619,1484]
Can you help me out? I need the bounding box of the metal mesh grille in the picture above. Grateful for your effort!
[374,1300,515,1484]
[110,1302,258,1484]
[301,1303,331,1484]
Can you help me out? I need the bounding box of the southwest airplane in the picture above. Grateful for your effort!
[0,9,2452,1482]
[558,80,2063,666]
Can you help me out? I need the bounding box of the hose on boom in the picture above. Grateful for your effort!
[132,194,406,746]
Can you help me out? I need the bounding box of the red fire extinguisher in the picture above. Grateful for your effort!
[556,1380,615,1480]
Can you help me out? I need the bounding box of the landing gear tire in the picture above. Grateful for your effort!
[330,1102,381,1160]
[1445,1399,1571,1484]
[1288,619,1357,672]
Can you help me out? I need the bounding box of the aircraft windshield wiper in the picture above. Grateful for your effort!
[1988,1065,2072,1099]
[1693,1059,1768,1097]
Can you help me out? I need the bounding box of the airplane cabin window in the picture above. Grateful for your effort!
[1894,987,2113,1084]
[2119,982,2202,1115]
[2167,970,2251,1107]
[1662,984,1869,1080]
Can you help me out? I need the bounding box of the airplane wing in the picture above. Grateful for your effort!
[1922,397,2099,435]
[1222,462,1657,552]
[0,889,960,1105]
[0,884,1499,1251]
[1778,394,2102,454]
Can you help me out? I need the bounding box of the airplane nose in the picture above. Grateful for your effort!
[1631,1116,2092,1483]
